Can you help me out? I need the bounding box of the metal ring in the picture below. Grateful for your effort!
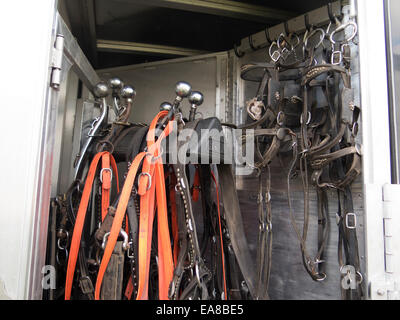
[304,28,326,52]
[277,111,285,126]
[288,32,300,50]
[356,271,364,285]
[277,33,287,50]
[151,145,164,162]
[96,140,115,154]
[57,238,67,250]
[138,172,152,191]
[300,112,312,125]
[316,272,327,282]
[330,21,358,45]
[56,248,68,266]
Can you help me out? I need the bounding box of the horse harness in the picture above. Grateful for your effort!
[50,16,364,301]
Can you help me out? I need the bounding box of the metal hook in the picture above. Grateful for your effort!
[249,34,267,51]
[284,21,290,36]
[264,28,272,45]
[233,42,245,58]
[304,13,313,32]
[327,2,342,25]
[249,35,257,51]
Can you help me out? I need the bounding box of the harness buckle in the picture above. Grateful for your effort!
[100,167,113,184]
[79,276,94,295]
[331,50,343,65]
[345,212,357,230]
[138,172,152,191]
[127,241,134,259]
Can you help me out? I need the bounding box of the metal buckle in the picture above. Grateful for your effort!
[99,167,113,183]
[102,229,130,251]
[79,276,94,295]
[269,41,281,62]
[331,50,343,65]
[138,172,152,191]
[127,241,134,259]
[345,212,357,230]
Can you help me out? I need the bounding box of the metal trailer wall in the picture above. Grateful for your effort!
[97,52,232,124]
[0,0,58,300]
[233,4,364,300]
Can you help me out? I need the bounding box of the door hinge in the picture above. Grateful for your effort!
[373,184,400,300]
[382,184,400,274]
[50,34,64,90]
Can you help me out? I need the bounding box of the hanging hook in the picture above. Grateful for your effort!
[304,13,313,33]
[327,2,342,25]
[248,34,267,51]
[264,28,272,45]
[233,41,245,58]
[284,21,290,36]
[248,35,257,51]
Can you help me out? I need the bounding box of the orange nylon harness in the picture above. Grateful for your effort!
[64,151,118,300]
[91,111,174,300]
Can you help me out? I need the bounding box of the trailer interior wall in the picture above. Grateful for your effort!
[0,0,57,299]
[233,2,364,300]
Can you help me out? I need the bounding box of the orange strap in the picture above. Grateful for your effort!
[64,151,118,300]
[101,153,120,221]
[95,151,147,300]
[95,112,174,300]
[136,111,174,300]
[211,171,228,300]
